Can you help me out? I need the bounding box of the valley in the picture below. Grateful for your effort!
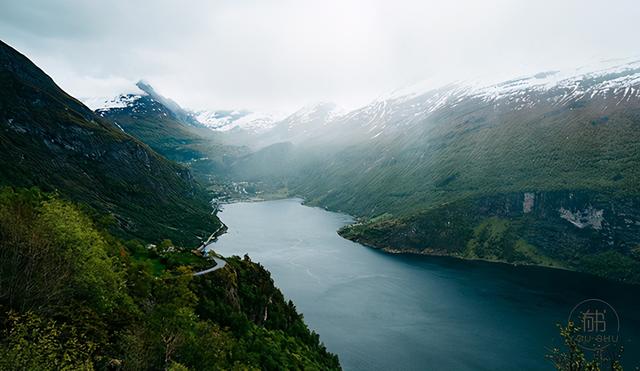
[1,31,640,369]
[81,53,640,285]
[210,198,640,371]
[180,60,640,285]
[0,40,340,370]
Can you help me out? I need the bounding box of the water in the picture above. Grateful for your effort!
[210,198,640,370]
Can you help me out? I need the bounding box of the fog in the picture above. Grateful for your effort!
[1,0,639,113]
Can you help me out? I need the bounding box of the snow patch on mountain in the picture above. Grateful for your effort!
[337,58,640,143]
[91,94,145,111]
[282,102,344,130]
[83,85,147,111]
[195,110,277,133]
[467,59,640,107]
[385,58,640,111]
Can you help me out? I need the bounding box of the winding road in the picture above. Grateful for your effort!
[193,256,226,276]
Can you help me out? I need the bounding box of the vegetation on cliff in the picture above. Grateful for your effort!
[0,39,218,246]
[339,192,640,284]
[0,187,340,370]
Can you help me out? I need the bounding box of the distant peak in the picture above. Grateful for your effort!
[383,57,640,103]
[135,80,156,96]
[195,109,276,132]
[134,80,189,119]
[291,101,341,118]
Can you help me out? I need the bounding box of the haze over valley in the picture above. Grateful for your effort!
[1,1,640,370]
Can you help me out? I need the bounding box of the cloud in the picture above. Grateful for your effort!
[1,0,639,113]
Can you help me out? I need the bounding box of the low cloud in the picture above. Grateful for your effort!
[2,0,639,113]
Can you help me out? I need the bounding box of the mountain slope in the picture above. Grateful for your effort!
[0,40,341,370]
[291,61,640,213]
[253,102,342,147]
[208,102,342,150]
[232,61,640,283]
[94,82,248,181]
[0,183,341,370]
[195,109,276,133]
[0,39,218,246]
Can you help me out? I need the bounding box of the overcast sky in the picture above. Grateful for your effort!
[1,0,639,113]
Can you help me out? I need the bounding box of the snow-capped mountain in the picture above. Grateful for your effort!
[87,82,283,135]
[423,59,639,111]
[386,58,640,105]
[226,59,640,277]
[86,80,204,128]
[279,102,344,130]
[235,102,344,148]
[219,59,640,151]
[194,109,277,133]
[83,59,640,150]
[194,102,344,141]
[310,58,640,143]
[86,79,255,179]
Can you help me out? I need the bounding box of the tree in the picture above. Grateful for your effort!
[547,322,624,371]
[0,311,96,370]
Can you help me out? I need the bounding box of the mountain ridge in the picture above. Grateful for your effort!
[0,39,218,246]
[226,58,640,283]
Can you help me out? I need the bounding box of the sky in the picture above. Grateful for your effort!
[1,0,640,113]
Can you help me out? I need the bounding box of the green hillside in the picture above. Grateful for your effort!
[0,40,217,246]
[0,187,340,370]
[230,77,640,283]
[0,40,341,370]
[96,84,249,184]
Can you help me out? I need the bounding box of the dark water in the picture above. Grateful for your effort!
[209,198,640,370]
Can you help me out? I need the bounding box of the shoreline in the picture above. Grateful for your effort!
[212,197,628,286]
[196,222,228,253]
[341,235,640,287]
[377,245,571,272]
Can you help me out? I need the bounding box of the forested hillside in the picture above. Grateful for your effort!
[0,40,217,246]
[229,63,640,283]
[0,188,340,370]
[0,40,340,370]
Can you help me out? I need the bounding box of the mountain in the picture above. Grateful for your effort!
[135,80,204,127]
[232,60,640,283]
[92,81,248,180]
[195,109,276,133]
[0,39,340,370]
[257,102,343,146]
[90,80,204,127]
[217,102,343,150]
[0,40,218,246]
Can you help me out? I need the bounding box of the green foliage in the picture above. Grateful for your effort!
[0,311,96,371]
[580,251,640,284]
[231,83,640,284]
[0,188,340,370]
[192,255,340,370]
[0,40,219,246]
[547,322,624,371]
[38,198,127,314]
[340,191,640,283]
[340,199,475,255]
[466,218,523,262]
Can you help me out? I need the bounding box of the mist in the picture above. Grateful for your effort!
[1,0,639,113]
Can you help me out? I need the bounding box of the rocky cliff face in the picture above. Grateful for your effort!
[340,190,640,283]
[0,40,217,246]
